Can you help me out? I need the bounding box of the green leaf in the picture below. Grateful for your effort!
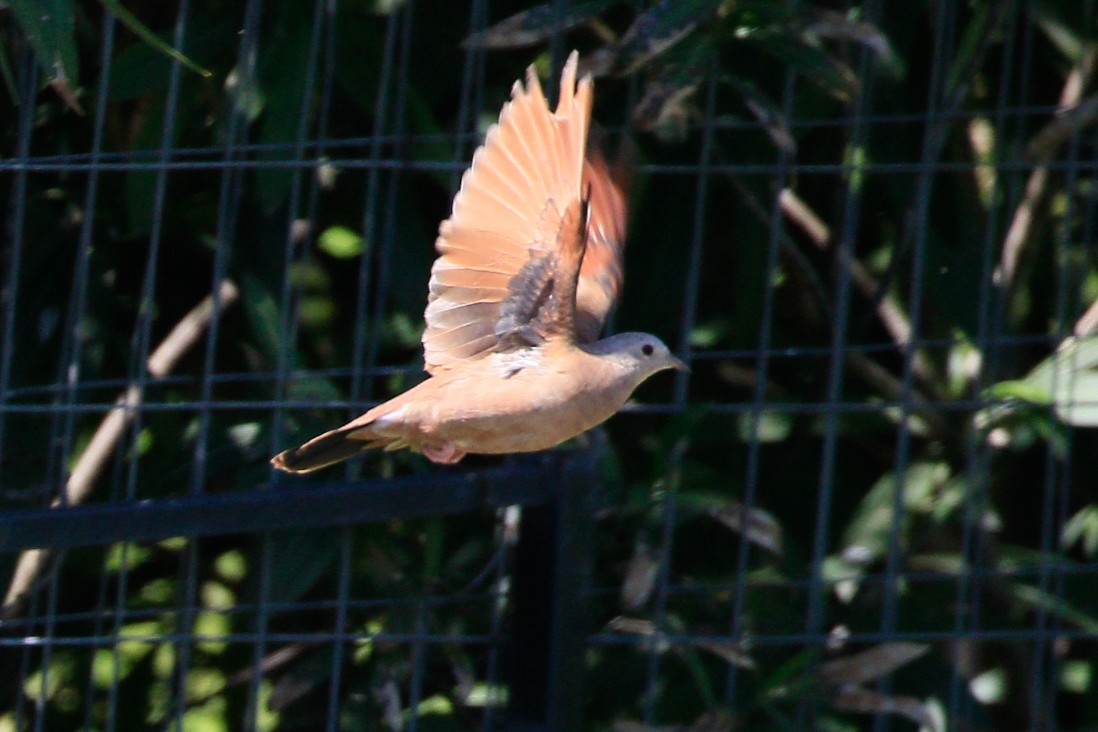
[632,33,711,141]
[745,29,857,102]
[737,409,792,443]
[463,0,620,49]
[617,0,723,72]
[840,461,952,566]
[11,0,81,110]
[1051,372,1098,426]
[1021,335,1098,426]
[253,5,323,213]
[11,0,79,84]
[1061,660,1092,694]
[99,0,211,78]
[944,0,1015,101]
[1063,505,1098,557]
[108,16,232,101]
[1032,4,1086,64]
[123,92,168,236]
[0,36,19,105]
[761,647,819,701]
[985,379,1054,406]
[689,320,728,348]
[1010,582,1098,633]
[245,528,340,605]
[241,274,283,362]
[318,225,366,259]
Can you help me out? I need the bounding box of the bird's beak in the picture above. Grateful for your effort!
[670,356,690,373]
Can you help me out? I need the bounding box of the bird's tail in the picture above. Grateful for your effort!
[271,423,387,474]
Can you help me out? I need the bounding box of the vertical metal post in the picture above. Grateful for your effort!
[507,453,596,731]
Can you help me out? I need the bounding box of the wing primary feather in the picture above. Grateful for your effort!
[422,51,622,372]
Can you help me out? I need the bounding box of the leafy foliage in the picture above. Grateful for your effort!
[2,0,1098,730]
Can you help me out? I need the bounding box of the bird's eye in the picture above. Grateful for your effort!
[641,343,654,357]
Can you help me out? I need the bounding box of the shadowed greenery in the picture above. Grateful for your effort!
[2,0,1098,729]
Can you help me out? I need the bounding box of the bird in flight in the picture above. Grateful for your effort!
[272,51,685,473]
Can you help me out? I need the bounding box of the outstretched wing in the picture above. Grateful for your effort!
[422,51,626,374]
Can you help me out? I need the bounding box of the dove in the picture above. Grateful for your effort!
[272,51,685,473]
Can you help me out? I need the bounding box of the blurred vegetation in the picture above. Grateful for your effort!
[2,0,1098,730]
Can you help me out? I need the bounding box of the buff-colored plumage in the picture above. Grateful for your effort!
[272,52,683,473]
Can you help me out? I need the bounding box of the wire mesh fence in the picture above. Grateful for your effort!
[2,0,1098,730]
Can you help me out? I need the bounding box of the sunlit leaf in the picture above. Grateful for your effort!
[1061,660,1092,694]
[969,667,1006,704]
[461,682,508,707]
[1014,335,1098,426]
[1062,505,1098,557]
[195,609,230,654]
[215,549,247,582]
[318,225,366,259]
[92,644,148,688]
[736,409,792,444]
[1032,5,1087,63]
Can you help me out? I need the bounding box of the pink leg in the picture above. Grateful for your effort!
[422,441,466,464]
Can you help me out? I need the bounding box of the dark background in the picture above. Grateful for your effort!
[1,0,1097,729]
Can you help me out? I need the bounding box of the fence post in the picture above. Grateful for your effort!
[507,452,596,731]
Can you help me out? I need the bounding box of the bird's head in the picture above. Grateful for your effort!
[585,332,688,382]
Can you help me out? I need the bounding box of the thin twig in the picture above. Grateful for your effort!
[780,188,943,401]
[1075,297,1098,338]
[188,640,320,709]
[731,180,949,441]
[2,280,240,616]
[995,47,1096,290]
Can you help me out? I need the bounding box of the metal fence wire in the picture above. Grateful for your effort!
[1,0,1098,730]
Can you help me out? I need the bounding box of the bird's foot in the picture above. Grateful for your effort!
[423,442,466,464]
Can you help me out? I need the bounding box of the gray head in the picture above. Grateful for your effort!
[583,332,688,380]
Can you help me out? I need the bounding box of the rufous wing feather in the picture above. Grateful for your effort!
[422,51,624,372]
[577,146,626,341]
